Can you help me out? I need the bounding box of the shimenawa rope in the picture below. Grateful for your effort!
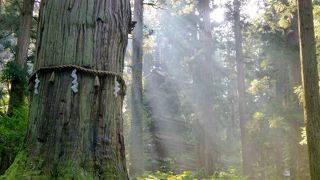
[28,64,126,96]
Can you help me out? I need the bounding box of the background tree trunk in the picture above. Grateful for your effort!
[3,0,131,179]
[193,0,220,175]
[130,0,144,176]
[7,0,34,114]
[0,0,34,175]
[233,0,252,178]
[297,0,320,179]
[286,15,309,179]
[0,0,2,14]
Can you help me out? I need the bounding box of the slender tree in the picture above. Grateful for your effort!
[233,0,252,178]
[3,0,131,179]
[192,0,220,175]
[285,12,309,179]
[297,0,320,179]
[130,0,144,176]
[7,0,34,114]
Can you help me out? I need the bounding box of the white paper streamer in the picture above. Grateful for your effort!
[71,69,78,93]
[113,76,120,97]
[34,73,40,94]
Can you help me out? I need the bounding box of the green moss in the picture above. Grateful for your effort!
[1,151,48,180]
[1,148,127,179]
[55,159,94,180]
[1,152,26,180]
[1,151,92,180]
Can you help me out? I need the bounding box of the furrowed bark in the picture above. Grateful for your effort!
[297,0,320,179]
[3,0,131,179]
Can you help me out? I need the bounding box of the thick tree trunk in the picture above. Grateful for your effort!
[297,0,320,179]
[7,0,34,114]
[233,0,252,178]
[3,0,131,179]
[130,0,144,176]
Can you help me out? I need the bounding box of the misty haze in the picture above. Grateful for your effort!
[0,0,319,179]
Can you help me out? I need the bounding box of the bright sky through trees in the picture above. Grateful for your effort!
[211,0,260,23]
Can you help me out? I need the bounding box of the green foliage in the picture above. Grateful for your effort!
[248,76,273,95]
[293,85,303,104]
[137,171,195,180]
[1,61,28,83]
[313,4,320,75]
[313,4,320,40]
[299,127,307,145]
[0,62,29,112]
[0,86,9,114]
[0,0,21,34]
[0,106,28,174]
[136,169,241,180]
[0,106,27,152]
[211,169,242,180]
